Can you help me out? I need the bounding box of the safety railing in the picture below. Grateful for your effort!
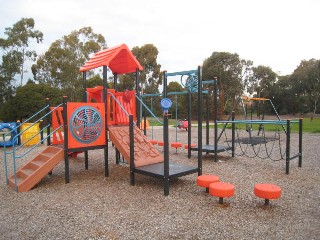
[3,102,64,186]
[135,94,163,125]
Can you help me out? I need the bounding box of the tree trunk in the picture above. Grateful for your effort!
[311,97,319,121]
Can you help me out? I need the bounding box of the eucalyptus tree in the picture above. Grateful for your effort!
[247,65,277,98]
[118,44,162,93]
[202,52,252,118]
[32,27,106,101]
[290,59,320,118]
[0,18,43,103]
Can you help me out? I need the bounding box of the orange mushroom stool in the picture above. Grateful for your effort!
[197,175,220,193]
[184,143,196,149]
[171,142,182,149]
[158,141,164,146]
[254,183,282,206]
[209,182,235,204]
[150,140,158,145]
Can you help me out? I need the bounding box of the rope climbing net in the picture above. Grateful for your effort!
[219,120,298,161]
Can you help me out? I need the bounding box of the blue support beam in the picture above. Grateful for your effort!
[166,69,197,77]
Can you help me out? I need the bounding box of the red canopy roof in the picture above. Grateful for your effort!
[80,43,143,74]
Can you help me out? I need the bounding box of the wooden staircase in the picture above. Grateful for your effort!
[8,146,64,192]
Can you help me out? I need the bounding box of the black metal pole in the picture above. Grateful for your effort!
[40,120,44,144]
[164,114,169,196]
[214,77,218,162]
[129,115,135,185]
[163,71,169,196]
[45,98,51,146]
[82,71,89,169]
[206,91,209,146]
[113,73,118,91]
[143,107,147,135]
[231,111,235,158]
[63,96,70,183]
[135,69,141,129]
[16,120,21,145]
[299,118,303,167]
[187,92,192,158]
[197,66,203,175]
[103,66,109,177]
[286,119,291,174]
[82,71,87,102]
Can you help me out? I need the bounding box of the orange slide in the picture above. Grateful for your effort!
[108,125,164,167]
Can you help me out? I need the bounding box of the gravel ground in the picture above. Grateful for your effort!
[1,126,319,240]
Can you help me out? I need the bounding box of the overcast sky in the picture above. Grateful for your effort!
[1,0,320,83]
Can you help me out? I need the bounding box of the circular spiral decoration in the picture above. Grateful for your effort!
[70,106,103,144]
[181,74,198,92]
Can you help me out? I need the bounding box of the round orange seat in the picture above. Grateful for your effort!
[197,175,219,193]
[184,143,196,149]
[254,183,282,206]
[171,142,182,149]
[209,182,235,204]
[150,140,158,145]
[158,141,164,146]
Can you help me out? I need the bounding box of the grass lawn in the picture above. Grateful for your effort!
[146,117,320,133]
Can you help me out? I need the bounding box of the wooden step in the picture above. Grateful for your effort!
[9,146,64,192]
[31,154,50,166]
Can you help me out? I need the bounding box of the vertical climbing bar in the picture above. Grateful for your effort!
[206,91,209,146]
[163,71,170,196]
[143,107,147,135]
[187,92,192,159]
[82,71,87,102]
[45,98,51,146]
[103,66,109,177]
[299,118,303,167]
[214,77,218,162]
[63,96,70,183]
[231,111,235,158]
[286,119,291,174]
[82,71,89,170]
[164,114,170,196]
[197,66,203,175]
[129,115,135,185]
[113,73,118,90]
[135,69,141,129]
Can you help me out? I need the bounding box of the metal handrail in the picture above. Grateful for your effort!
[8,126,63,189]
[3,103,64,188]
[135,94,163,125]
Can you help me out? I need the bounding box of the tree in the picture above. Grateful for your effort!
[0,81,62,121]
[0,18,43,87]
[290,59,320,118]
[202,52,251,118]
[118,44,161,93]
[32,27,106,101]
[167,81,187,119]
[247,65,277,98]
[0,18,43,105]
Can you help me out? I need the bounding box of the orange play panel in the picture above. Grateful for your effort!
[254,183,282,206]
[158,141,164,146]
[209,182,235,204]
[197,175,219,193]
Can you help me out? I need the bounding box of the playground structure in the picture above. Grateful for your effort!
[2,44,201,195]
[139,71,303,174]
[2,43,303,195]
